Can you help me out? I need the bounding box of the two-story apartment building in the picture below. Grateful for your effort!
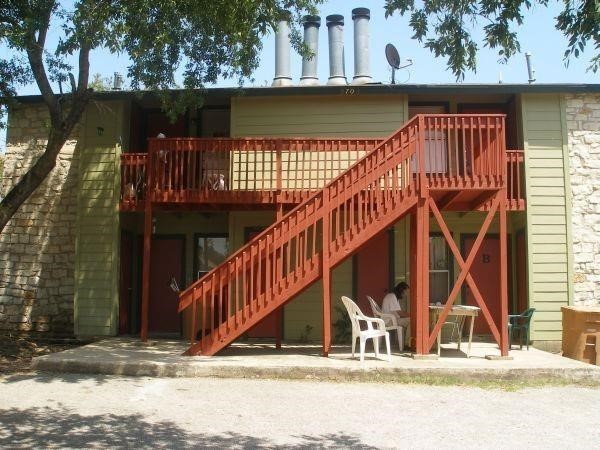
[1,82,599,356]
[1,9,599,357]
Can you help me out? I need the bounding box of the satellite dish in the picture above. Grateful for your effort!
[385,43,413,84]
[385,43,401,69]
[385,44,401,84]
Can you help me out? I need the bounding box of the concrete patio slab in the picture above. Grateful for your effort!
[32,338,600,382]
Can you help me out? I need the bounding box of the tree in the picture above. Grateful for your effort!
[0,0,321,233]
[384,0,599,79]
[88,73,115,92]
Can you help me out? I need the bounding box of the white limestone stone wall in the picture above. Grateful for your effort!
[0,104,79,334]
[566,94,600,306]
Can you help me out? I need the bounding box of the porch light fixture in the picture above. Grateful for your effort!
[152,217,157,235]
[96,126,104,136]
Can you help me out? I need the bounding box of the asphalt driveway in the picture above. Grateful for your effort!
[1,373,598,448]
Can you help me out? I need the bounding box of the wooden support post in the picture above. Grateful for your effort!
[415,197,430,354]
[499,189,509,356]
[322,196,332,357]
[275,203,284,350]
[411,201,430,355]
[409,211,417,352]
[140,202,152,342]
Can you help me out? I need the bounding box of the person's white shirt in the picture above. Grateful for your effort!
[382,292,402,314]
[381,291,410,349]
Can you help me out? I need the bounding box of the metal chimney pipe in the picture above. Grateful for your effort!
[300,15,321,86]
[326,14,347,86]
[525,52,536,84]
[272,19,293,87]
[352,7,372,85]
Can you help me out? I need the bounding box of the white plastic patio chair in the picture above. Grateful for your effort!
[367,296,404,351]
[341,296,391,362]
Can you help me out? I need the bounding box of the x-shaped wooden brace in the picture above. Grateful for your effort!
[426,194,502,353]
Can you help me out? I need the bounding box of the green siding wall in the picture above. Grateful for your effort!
[521,94,572,341]
[231,94,407,340]
[231,94,407,137]
[74,101,123,336]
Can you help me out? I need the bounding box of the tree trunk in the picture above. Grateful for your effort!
[0,130,70,233]
[0,85,90,233]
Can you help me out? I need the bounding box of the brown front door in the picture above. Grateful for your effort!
[246,228,279,338]
[463,235,509,335]
[149,237,185,334]
[119,232,134,334]
[355,230,390,313]
[144,111,188,150]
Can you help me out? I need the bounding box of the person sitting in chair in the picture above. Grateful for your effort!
[382,282,411,348]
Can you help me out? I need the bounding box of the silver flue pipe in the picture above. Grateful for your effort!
[352,7,372,85]
[272,18,293,87]
[300,15,321,86]
[326,14,347,86]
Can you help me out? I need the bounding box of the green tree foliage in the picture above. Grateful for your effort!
[0,0,322,232]
[87,73,113,92]
[384,0,599,79]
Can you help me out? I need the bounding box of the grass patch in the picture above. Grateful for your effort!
[214,368,600,391]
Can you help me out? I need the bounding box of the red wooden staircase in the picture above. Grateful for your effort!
[178,114,507,356]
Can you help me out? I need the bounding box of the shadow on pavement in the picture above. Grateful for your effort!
[0,406,377,449]
[1,371,112,385]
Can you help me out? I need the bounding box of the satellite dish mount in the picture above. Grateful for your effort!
[385,43,413,84]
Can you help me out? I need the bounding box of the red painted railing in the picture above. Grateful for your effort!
[420,115,505,188]
[120,153,147,208]
[145,138,380,202]
[179,116,423,356]
[120,118,525,211]
[176,114,515,356]
[506,150,525,210]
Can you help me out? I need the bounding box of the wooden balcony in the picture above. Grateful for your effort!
[120,115,526,212]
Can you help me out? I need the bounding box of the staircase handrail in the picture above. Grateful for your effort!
[178,114,422,313]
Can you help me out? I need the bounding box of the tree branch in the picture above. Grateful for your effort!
[25,10,58,123]
[76,44,91,94]
[36,6,51,48]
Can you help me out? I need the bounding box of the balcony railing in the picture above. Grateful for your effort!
[506,150,525,210]
[121,137,381,208]
[119,115,526,211]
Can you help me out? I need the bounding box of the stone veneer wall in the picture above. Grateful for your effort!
[0,104,79,334]
[566,93,600,306]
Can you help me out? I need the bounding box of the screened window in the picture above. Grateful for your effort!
[195,235,229,279]
[429,235,451,303]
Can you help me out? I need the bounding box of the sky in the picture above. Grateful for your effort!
[1,0,598,152]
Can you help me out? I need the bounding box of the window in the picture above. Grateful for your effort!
[195,234,229,279]
[429,235,451,303]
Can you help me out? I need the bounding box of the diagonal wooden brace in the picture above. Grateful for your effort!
[429,197,502,346]
[426,196,501,352]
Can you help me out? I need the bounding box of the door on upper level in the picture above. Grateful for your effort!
[409,104,448,175]
[128,105,189,152]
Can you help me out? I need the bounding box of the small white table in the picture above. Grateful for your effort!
[429,304,481,357]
